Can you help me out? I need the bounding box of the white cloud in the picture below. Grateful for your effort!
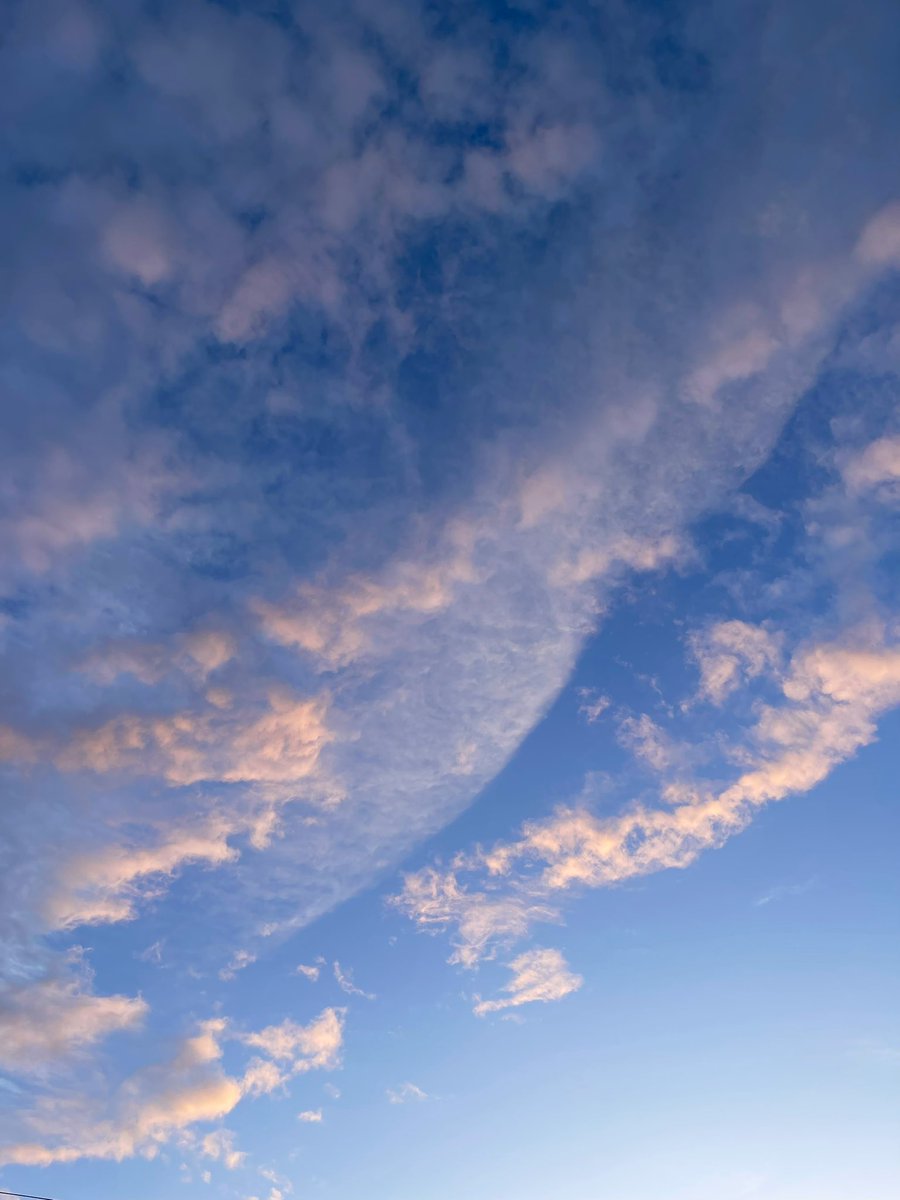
[3,0,900,1171]
[391,867,558,969]
[386,1082,428,1104]
[51,692,333,788]
[0,1018,242,1166]
[332,961,376,1001]
[552,531,686,588]
[297,1109,322,1123]
[688,620,783,706]
[252,526,478,670]
[0,442,177,579]
[42,814,241,931]
[0,1007,344,1167]
[842,434,900,495]
[240,1008,345,1073]
[473,948,582,1016]
[199,1128,245,1170]
[219,950,256,982]
[396,627,900,966]
[615,713,679,773]
[578,689,611,724]
[0,952,147,1072]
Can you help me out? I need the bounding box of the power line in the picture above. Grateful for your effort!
[0,1189,60,1200]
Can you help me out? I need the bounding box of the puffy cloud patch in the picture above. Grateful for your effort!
[240,1008,345,1073]
[0,1018,242,1167]
[0,1007,344,1167]
[688,620,783,706]
[842,434,900,496]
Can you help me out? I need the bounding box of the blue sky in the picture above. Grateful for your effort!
[1,0,899,1197]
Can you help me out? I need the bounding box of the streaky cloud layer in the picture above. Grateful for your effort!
[1,0,899,1184]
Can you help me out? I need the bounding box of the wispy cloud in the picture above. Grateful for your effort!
[753,879,817,907]
[577,689,611,724]
[687,621,783,707]
[219,949,257,981]
[332,961,376,1001]
[0,950,147,1072]
[386,1082,429,1105]
[473,948,583,1016]
[199,1129,245,1171]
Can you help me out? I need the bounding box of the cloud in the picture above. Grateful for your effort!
[578,690,611,724]
[240,1058,287,1099]
[856,201,900,267]
[43,814,241,931]
[240,1008,345,1073]
[103,196,176,287]
[0,691,336,936]
[615,713,680,773]
[199,1128,246,1170]
[0,442,178,580]
[52,692,333,788]
[754,879,816,907]
[688,621,783,706]
[295,962,322,982]
[219,950,257,982]
[390,867,559,969]
[551,531,686,588]
[685,326,779,408]
[333,961,376,1000]
[0,1017,243,1166]
[297,1109,323,1123]
[0,951,147,1072]
[3,6,893,970]
[842,434,900,495]
[395,625,900,966]
[3,0,900,1173]
[499,636,900,883]
[251,526,479,670]
[386,1082,428,1105]
[0,1007,344,1167]
[473,948,583,1016]
[137,940,164,966]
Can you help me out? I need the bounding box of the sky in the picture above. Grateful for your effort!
[0,0,899,1197]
